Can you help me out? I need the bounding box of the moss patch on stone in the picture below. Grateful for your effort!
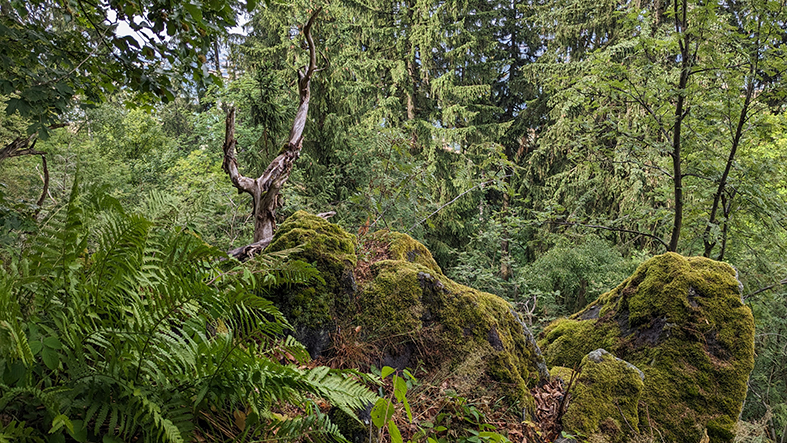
[539,253,755,443]
[552,349,644,442]
[267,210,357,268]
[356,257,545,406]
[375,230,443,275]
[261,213,549,411]
[263,211,358,356]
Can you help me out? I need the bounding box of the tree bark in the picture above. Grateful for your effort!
[1,135,52,216]
[703,64,756,257]
[222,9,322,262]
[667,0,692,252]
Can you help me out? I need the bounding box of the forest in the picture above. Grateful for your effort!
[1,0,786,442]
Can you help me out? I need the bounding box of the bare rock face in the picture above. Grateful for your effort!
[264,211,549,407]
[539,253,755,443]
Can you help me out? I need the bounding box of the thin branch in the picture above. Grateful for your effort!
[288,7,322,148]
[221,107,256,194]
[36,153,49,209]
[408,175,511,233]
[553,220,669,250]
[1,124,67,162]
[745,278,787,300]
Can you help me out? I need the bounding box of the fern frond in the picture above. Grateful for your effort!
[129,388,186,443]
[0,420,45,443]
[0,272,34,366]
[301,366,378,421]
[266,403,351,443]
[138,190,181,224]
[1,183,378,443]
[0,385,62,419]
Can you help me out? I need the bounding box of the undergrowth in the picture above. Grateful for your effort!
[0,181,376,442]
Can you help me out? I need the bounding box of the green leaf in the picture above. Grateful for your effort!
[403,397,412,423]
[393,375,407,402]
[246,0,257,12]
[371,398,395,428]
[381,366,395,379]
[43,336,62,349]
[388,419,403,443]
[66,420,87,443]
[183,3,203,23]
[49,414,73,434]
[41,347,59,370]
[478,432,509,442]
[29,340,42,355]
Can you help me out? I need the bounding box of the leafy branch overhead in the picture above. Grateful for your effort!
[0,0,238,137]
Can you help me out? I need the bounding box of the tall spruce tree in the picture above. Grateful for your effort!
[526,0,787,258]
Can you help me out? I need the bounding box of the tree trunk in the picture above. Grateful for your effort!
[222,9,322,262]
[1,135,52,216]
[667,0,692,252]
[703,65,756,257]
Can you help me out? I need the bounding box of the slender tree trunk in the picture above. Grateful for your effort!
[222,9,322,262]
[717,192,732,260]
[36,154,49,208]
[703,66,756,257]
[500,188,512,280]
[668,0,691,252]
[213,39,222,76]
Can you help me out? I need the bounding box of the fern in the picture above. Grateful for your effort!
[0,183,375,442]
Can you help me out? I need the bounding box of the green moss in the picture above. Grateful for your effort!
[260,214,546,410]
[540,253,755,443]
[263,211,358,350]
[368,230,443,275]
[706,416,735,441]
[268,210,357,267]
[555,350,644,443]
[355,233,546,406]
[538,319,618,368]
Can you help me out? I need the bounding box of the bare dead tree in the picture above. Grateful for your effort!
[222,9,322,262]
[0,131,63,216]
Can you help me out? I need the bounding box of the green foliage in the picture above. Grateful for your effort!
[539,253,756,442]
[452,228,642,328]
[0,183,38,249]
[412,394,512,443]
[519,238,643,316]
[743,288,787,442]
[2,0,787,438]
[0,0,238,136]
[0,181,376,442]
[371,366,414,443]
[372,366,511,443]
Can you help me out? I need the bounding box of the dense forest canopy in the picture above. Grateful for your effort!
[1,0,787,441]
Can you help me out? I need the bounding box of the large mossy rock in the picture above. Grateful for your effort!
[265,211,549,406]
[552,349,645,442]
[265,211,358,357]
[539,253,755,443]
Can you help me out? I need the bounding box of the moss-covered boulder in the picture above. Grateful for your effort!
[265,211,358,357]
[265,212,549,407]
[552,349,645,442]
[539,253,755,443]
